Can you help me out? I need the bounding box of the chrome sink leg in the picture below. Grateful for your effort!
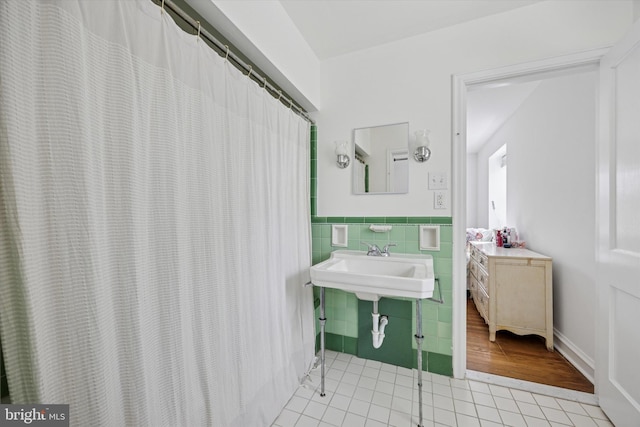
[415,299,424,427]
[319,287,326,397]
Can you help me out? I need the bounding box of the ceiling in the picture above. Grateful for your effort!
[279,0,544,60]
[187,1,607,152]
[466,81,540,153]
[277,0,546,151]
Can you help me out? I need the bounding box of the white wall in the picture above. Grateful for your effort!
[473,126,512,228]
[313,0,632,217]
[187,0,321,111]
[487,145,507,230]
[476,71,598,363]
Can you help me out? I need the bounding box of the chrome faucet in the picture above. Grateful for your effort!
[361,242,396,257]
[381,243,396,256]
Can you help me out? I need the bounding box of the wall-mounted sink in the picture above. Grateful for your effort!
[310,250,435,301]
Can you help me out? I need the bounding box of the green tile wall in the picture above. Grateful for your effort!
[309,125,453,376]
[357,298,413,369]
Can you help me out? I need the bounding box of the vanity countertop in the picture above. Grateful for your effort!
[470,241,551,260]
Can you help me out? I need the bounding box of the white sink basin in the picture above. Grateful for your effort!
[310,250,435,301]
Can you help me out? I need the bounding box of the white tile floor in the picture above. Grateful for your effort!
[272,351,612,427]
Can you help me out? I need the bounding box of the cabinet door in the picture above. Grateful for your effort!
[494,259,548,332]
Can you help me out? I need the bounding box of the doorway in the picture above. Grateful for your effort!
[451,49,608,398]
[466,75,595,393]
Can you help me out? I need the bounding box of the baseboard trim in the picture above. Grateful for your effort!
[553,328,595,385]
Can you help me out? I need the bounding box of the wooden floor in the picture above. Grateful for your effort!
[466,298,594,394]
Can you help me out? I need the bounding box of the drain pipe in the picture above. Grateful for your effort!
[371,301,389,349]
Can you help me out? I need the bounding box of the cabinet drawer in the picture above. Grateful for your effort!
[469,260,478,278]
[471,245,487,262]
[469,277,480,314]
[473,281,489,323]
[477,268,489,294]
[476,252,488,270]
[469,274,478,295]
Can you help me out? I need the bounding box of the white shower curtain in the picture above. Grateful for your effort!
[0,1,314,425]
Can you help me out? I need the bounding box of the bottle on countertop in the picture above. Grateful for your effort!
[503,227,511,248]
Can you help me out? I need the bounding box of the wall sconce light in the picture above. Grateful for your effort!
[335,141,350,169]
[413,130,431,162]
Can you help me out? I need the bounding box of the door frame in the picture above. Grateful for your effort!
[387,148,409,193]
[451,48,609,381]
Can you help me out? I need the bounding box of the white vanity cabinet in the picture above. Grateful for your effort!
[469,241,553,350]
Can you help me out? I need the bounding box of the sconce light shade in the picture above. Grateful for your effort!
[335,141,351,168]
[413,130,431,162]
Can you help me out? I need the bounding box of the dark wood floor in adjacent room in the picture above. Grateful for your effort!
[466,298,594,394]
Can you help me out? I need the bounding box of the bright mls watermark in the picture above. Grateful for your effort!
[0,405,68,426]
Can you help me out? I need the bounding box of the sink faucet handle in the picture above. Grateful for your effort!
[361,241,382,256]
[382,243,397,254]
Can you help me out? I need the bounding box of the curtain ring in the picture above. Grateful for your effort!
[289,98,293,109]
[224,45,229,62]
[277,90,282,101]
[263,77,267,90]
[196,21,201,40]
[247,66,253,80]
[161,0,165,14]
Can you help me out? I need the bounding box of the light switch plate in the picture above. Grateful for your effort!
[429,172,447,190]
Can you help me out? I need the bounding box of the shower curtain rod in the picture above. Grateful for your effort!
[160,0,314,124]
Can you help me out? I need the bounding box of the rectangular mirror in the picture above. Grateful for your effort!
[353,122,409,194]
